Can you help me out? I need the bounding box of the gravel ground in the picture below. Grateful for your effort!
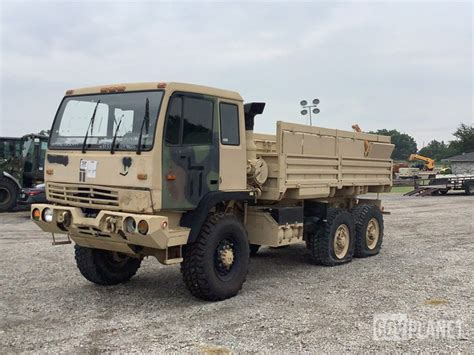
[0,193,473,353]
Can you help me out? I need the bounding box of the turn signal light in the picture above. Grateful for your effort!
[46,169,54,175]
[32,208,41,221]
[157,82,167,88]
[137,173,148,180]
[137,220,149,235]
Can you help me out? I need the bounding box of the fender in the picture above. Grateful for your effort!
[1,171,22,190]
[180,190,255,244]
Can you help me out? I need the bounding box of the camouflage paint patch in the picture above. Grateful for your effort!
[162,93,220,210]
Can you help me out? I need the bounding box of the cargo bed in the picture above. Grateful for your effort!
[254,122,394,201]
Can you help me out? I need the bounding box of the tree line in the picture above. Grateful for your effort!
[369,123,474,161]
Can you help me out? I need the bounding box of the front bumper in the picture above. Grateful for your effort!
[31,204,189,255]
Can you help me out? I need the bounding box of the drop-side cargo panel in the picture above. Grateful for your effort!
[254,121,394,201]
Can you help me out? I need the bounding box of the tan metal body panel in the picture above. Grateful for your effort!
[246,207,304,247]
[255,121,394,201]
[69,82,242,101]
[218,98,247,191]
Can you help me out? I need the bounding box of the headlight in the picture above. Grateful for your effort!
[42,208,54,223]
[123,217,136,233]
[137,220,149,235]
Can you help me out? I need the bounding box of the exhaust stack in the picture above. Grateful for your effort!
[244,102,266,161]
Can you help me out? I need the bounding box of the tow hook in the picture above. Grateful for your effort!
[105,216,118,233]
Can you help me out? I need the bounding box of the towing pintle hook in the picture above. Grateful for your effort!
[105,216,117,233]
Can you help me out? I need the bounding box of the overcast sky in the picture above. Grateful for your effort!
[1,1,472,147]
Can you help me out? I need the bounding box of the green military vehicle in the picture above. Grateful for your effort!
[32,82,393,301]
[0,133,49,212]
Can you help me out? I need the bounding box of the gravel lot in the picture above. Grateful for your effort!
[1,193,472,353]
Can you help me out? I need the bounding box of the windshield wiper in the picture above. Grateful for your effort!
[136,97,150,155]
[81,100,101,153]
[110,115,124,154]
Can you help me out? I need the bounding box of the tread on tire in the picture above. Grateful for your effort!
[74,245,141,285]
[181,213,249,301]
[351,204,384,258]
[308,208,356,266]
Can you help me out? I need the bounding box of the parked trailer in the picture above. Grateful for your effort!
[31,82,394,301]
[405,174,474,196]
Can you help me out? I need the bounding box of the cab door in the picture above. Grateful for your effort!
[162,93,219,210]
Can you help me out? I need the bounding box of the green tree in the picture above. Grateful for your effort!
[370,129,417,160]
[418,140,456,161]
[449,123,474,154]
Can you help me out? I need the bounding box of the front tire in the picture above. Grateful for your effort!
[74,245,141,285]
[181,213,249,301]
[0,176,19,212]
[308,208,355,266]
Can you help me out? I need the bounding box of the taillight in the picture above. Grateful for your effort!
[25,189,42,196]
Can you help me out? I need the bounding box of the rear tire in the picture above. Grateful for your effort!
[352,204,384,258]
[181,213,249,301]
[0,176,18,212]
[308,208,355,266]
[74,245,141,285]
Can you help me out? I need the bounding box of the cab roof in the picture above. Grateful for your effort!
[66,82,243,101]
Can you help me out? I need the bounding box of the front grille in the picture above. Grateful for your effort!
[47,183,119,208]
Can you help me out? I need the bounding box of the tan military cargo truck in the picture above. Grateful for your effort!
[32,82,394,301]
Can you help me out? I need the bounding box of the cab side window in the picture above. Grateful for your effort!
[219,103,240,145]
[165,97,182,145]
[182,97,213,145]
[164,95,214,146]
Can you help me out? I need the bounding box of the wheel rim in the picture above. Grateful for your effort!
[0,187,11,205]
[366,218,380,250]
[214,238,236,279]
[334,224,350,259]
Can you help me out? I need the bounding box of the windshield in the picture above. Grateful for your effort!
[49,90,164,151]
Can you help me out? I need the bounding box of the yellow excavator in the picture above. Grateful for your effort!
[408,154,435,171]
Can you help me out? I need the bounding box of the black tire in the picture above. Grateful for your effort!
[440,189,448,195]
[181,213,249,301]
[351,204,384,258]
[465,182,474,196]
[0,176,19,212]
[74,245,141,285]
[308,208,355,266]
[249,244,260,256]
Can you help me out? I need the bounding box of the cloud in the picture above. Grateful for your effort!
[0,1,472,147]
